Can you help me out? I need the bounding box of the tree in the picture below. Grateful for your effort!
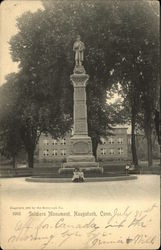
[138,14,159,167]
[8,0,159,163]
[87,82,113,159]
[0,74,23,167]
[108,0,159,167]
[9,0,120,159]
[14,70,72,168]
[0,126,22,168]
[0,70,72,168]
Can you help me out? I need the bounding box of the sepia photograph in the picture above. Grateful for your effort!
[0,0,160,249]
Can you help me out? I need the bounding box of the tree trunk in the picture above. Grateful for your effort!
[12,156,16,168]
[160,146,161,167]
[131,113,138,167]
[146,131,153,167]
[91,138,98,161]
[27,150,34,168]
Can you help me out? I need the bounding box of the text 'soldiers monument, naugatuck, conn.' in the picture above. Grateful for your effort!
[61,35,101,173]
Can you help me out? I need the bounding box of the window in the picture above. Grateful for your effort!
[52,150,57,156]
[61,149,66,156]
[43,139,48,145]
[118,138,123,144]
[43,150,49,156]
[109,138,114,144]
[101,148,106,155]
[110,149,115,155]
[61,139,66,145]
[52,139,57,145]
[118,148,123,155]
[101,138,106,144]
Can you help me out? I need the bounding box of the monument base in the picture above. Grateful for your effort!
[59,162,102,176]
[67,135,95,161]
[59,63,102,177]
[67,155,95,162]
[63,161,99,169]
[60,134,102,175]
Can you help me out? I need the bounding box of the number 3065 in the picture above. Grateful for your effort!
[12,212,21,216]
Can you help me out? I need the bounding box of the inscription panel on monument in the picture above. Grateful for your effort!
[72,141,90,154]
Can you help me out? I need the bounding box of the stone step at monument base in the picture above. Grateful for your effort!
[63,161,99,169]
[67,155,95,162]
[59,162,102,176]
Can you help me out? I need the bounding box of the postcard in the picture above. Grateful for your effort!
[0,0,160,249]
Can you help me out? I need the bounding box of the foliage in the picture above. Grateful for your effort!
[9,0,121,159]
[87,82,113,158]
[108,0,159,166]
[0,70,72,168]
[0,74,23,167]
[5,0,159,163]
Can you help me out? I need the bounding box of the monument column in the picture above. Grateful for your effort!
[67,72,95,163]
[62,35,100,170]
[71,74,89,136]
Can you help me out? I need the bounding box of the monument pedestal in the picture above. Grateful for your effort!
[67,135,95,162]
[60,71,101,175]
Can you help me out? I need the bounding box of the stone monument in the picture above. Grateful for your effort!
[60,36,101,173]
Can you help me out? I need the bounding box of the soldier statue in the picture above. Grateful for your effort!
[73,35,85,67]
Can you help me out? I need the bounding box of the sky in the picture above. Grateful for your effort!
[0,0,43,85]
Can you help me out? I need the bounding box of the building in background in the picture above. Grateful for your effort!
[38,133,71,162]
[1,126,159,167]
[97,127,128,161]
[38,127,129,162]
